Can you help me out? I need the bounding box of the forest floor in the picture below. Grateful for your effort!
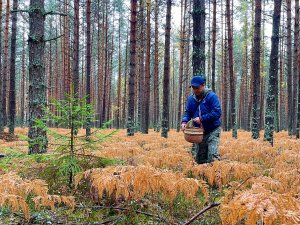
[0,128,299,225]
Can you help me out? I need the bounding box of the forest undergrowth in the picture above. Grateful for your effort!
[0,128,299,224]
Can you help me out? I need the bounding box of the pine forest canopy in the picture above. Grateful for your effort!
[0,0,299,151]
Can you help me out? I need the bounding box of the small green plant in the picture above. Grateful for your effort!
[34,89,117,189]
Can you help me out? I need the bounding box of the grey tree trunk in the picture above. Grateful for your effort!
[251,0,261,139]
[264,0,282,146]
[0,0,3,133]
[287,0,293,136]
[161,0,172,138]
[28,0,48,154]
[8,0,18,134]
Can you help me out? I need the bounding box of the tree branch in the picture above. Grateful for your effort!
[44,34,64,42]
[183,202,221,225]
[44,11,67,16]
[10,9,29,13]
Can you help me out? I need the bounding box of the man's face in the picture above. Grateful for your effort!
[192,84,205,96]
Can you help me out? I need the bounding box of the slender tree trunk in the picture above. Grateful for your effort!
[72,0,80,96]
[287,0,292,136]
[153,0,160,131]
[0,0,4,133]
[2,0,10,128]
[192,0,205,76]
[122,33,129,128]
[143,0,151,133]
[184,0,192,101]
[117,19,122,129]
[293,0,299,135]
[251,0,261,139]
[226,0,237,137]
[127,0,137,136]
[177,0,187,132]
[264,0,282,145]
[8,0,18,134]
[161,0,172,138]
[86,0,91,137]
[21,33,26,127]
[28,0,48,154]
[295,0,300,138]
[211,0,217,92]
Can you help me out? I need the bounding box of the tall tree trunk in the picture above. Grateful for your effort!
[226,0,236,137]
[184,0,192,101]
[2,0,10,128]
[72,0,80,96]
[295,0,300,138]
[8,0,18,134]
[122,33,129,128]
[102,0,108,125]
[177,0,187,132]
[264,0,282,145]
[211,0,217,92]
[287,0,292,136]
[251,0,261,139]
[293,0,299,135]
[153,0,160,131]
[143,0,151,133]
[21,32,26,127]
[28,0,48,154]
[127,0,137,136]
[192,0,205,76]
[86,0,91,137]
[161,0,172,138]
[117,18,122,129]
[0,0,4,133]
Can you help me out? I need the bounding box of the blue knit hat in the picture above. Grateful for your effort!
[190,76,206,87]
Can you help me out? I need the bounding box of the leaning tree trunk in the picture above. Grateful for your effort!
[8,0,18,134]
[264,0,282,145]
[127,0,137,136]
[192,0,205,76]
[161,0,172,138]
[251,0,261,139]
[226,0,237,138]
[28,0,48,154]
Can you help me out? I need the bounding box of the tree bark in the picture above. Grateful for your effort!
[287,0,292,136]
[86,0,91,137]
[72,0,80,96]
[251,0,261,139]
[127,0,137,136]
[28,0,48,154]
[8,0,18,134]
[264,0,282,145]
[161,0,172,138]
[293,0,299,135]
[211,0,216,92]
[0,0,4,133]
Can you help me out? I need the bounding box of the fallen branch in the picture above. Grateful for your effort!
[183,202,220,225]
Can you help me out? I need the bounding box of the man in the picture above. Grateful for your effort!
[181,76,222,163]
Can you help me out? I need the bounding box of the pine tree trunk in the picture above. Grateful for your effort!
[192,0,205,75]
[287,0,292,136]
[0,0,4,133]
[122,33,129,128]
[184,0,192,101]
[251,0,261,139]
[127,0,137,136]
[153,0,160,131]
[143,0,151,134]
[86,0,91,137]
[21,33,26,127]
[211,0,216,92]
[72,0,80,96]
[8,0,18,134]
[28,0,48,154]
[293,0,299,135]
[177,0,187,132]
[264,0,282,145]
[161,0,172,138]
[2,0,10,128]
[226,0,237,138]
[295,0,300,138]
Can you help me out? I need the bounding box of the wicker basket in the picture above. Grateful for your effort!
[183,120,204,143]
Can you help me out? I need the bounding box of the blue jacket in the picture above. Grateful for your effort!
[182,89,222,134]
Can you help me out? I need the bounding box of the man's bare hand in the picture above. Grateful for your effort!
[181,123,187,131]
[193,117,201,125]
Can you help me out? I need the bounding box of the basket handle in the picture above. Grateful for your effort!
[186,119,194,128]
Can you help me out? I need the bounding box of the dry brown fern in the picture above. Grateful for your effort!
[0,173,75,221]
[75,165,208,202]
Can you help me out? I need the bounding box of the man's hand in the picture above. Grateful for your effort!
[181,122,187,131]
[193,117,201,125]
